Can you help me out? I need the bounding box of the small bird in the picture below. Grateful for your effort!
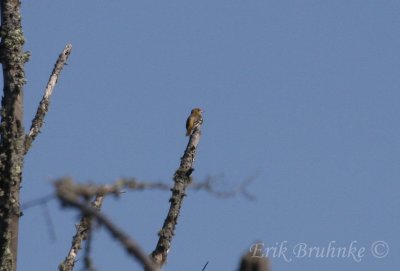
[186,108,203,136]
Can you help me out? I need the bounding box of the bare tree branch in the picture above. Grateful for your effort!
[191,174,257,200]
[21,193,55,210]
[151,124,202,267]
[24,174,255,212]
[55,188,158,271]
[24,44,72,154]
[201,261,209,271]
[59,195,104,271]
[41,203,56,242]
[53,177,170,199]
[28,166,255,270]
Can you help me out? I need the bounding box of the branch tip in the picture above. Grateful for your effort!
[24,43,72,154]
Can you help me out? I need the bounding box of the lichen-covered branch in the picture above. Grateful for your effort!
[25,175,253,211]
[58,194,104,271]
[53,176,254,200]
[53,177,171,199]
[56,186,157,271]
[24,44,72,154]
[0,1,27,270]
[151,124,202,267]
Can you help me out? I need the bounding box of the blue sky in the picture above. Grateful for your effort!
[13,1,400,270]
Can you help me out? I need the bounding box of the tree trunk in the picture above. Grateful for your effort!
[0,0,27,270]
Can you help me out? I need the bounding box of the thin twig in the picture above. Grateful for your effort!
[56,191,157,271]
[191,174,257,200]
[21,193,55,210]
[201,261,209,271]
[24,44,72,154]
[41,203,57,242]
[151,123,202,267]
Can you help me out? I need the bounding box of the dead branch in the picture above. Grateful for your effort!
[24,44,72,154]
[30,167,255,270]
[41,203,56,242]
[53,177,170,199]
[55,187,157,271]
[150,123,202,267]
[21,193,55,210]
[24,175,255,211]
[201,261,209,271]
[191,174,257,200]
[59,195,104,271]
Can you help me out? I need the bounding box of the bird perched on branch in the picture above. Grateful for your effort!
[186,108,203,136]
